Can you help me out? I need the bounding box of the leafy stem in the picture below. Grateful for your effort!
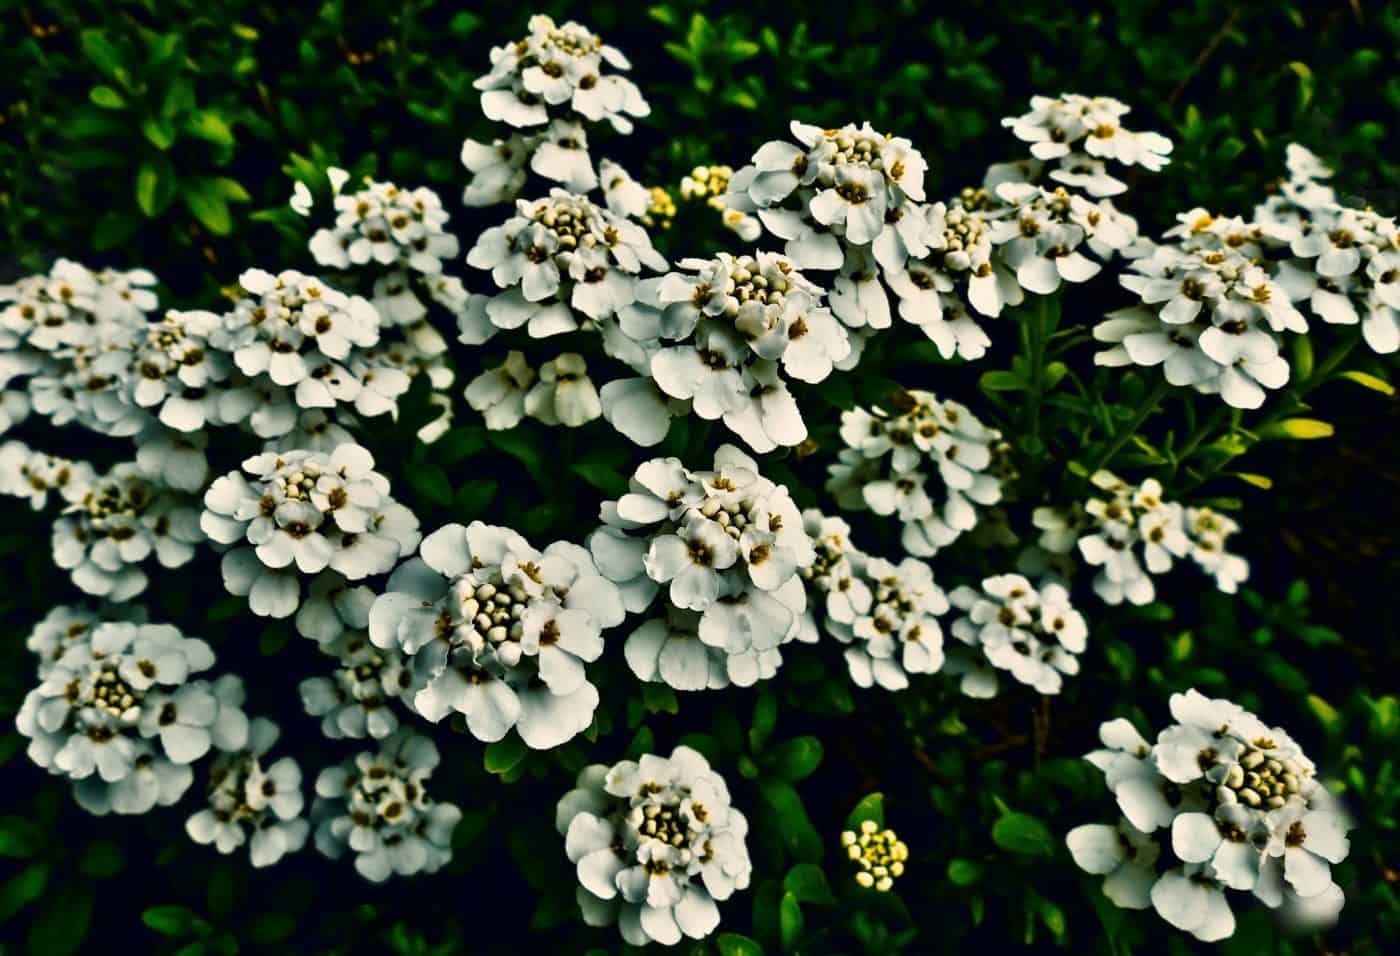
[1083,377,1172,480]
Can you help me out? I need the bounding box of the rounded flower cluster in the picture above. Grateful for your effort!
[309,174,459,278]
[52,462,202,601]
[24,604,116,676]
[1001,94,1173,196]
[461,133,539,208]
[828,389,1004,556]
[473,14,648,133]
[1069,690,1351,942]
[369,521,624,749]
[462,189,668,345]
[792,510,873,644]
[0,439,93,510]
[17,620,249,816]
[201,444,420,623]
[557,746,752,946]
[312,729,462,882]
[186,717,308,867]
[984,181,1139,297]
[646,251,850,451]
[1034,470,1248,605]
[300,631,413,739]
[826,554,948,691]
[591,446,814,688]
[946,574,1087,697]
[842,820,909,891]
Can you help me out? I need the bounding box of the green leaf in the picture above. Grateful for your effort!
[625,725,655,761]
[250,913,296,945]
[142,114,178,150]
[29,882,93,956]
[1258,418,1334,441]
[749,688,778,752]
[758,780,823,862]
[991,812,1055,858]
[183,181,232,235]
[767,737,823,782]
[484,735,528,775]
[80,30,128,83]
[947,859,985,885]
[0,862,48,923]
[89,85,127,109]
[783,863,836,905]
[641,683,679,714]
[845,792,884,831]
[186,112,236,148]
[143,905,200,936]
[570,462,628,497]
[0,816,41,858]
[779,891,804,951]
[78,840,125,879]
[980,370,1025,392]
[716,933,765,956]
[434,426,487,465]
[135,159,177,218]
[1340,370,1395,396]
[406,464,453,507]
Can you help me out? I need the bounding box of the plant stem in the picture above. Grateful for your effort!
[1084,378,1171,478]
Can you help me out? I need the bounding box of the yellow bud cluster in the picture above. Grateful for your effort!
[840,820,908,892]
[643,187,676,230]
[680,165,734,205]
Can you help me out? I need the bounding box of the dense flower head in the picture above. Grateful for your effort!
[312,729,461,882]
[474,14,648,133]
[186,717,308,867]
[103,308,232,433]
[16,619,249,816]
[842,820,909,891]
[369,521,624,748]
[556,746,752,946]
[462,189,668,345]
[1035,470,1248,605]
[646,251,850,451]
[828,389,1004,556]
[826,553,948,690]
[592,445,814,687]
[1069,690,1351,942]
[0,259,157,355]
[212,269,402,432]
[309,173,460,277]
[300,631,413,739]
[984,181,1140,296]
[947,573,1087,697]
[1001,94,1174,194]
[201,444,420,624]
[52,462,202,601]
[0,439,94,511]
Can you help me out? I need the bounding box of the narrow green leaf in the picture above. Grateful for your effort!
[783,863,836,905]
[484,735,528,775]
[991,812,1055,857]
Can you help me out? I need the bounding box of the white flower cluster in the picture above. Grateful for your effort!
[186,716,308,867]
[1068,690,1351,942]
[474,15,648,133]
[827,389,1004,556]
[1035,470,1248,605]
[201,444,420,624]
[25,604,131,675]
[0,439,94,510]
[312,729,462,882]
[557,746,751,946]
[369,521,624,749]
[946,574,1086,697]
[1,260,160,437]
[590,446,813,689]
[52,462,202,601]
[17,620,249,816]
[1001,94,1173,197]
[643,251,850,451]
[300,631,413,740]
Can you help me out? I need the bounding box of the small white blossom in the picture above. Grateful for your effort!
[947,574,1086,697]
[462,134,539,207]
[826,556,947,690]
[525,352,603,427]
[0,440,94,510]
[465,350,537,429]
[300,632,412,739]
[556,746,751,946]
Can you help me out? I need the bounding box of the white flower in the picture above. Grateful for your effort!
[1150,865,1236,942]
[312,729,461,882]
[623,610,729,692]
[461,134,538,207]
[556,746,751,945]
[186,717,308,867]
[1065,820,1159,909]
[530,119,598,192]
[525,352,603,426]
[465,350,536,429]
[369,522,623,749]
[599,159,650,218]
[16,620,246,815]
[0,440,94,511]
[948,575,1086,696]
[300,632,412,739]
[828,556,947,690]
[1001,94,1172,171]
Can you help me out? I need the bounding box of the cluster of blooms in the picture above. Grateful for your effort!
[841,820,909,891]
[52,462,202,601]
[0,439,93,509]
[312,729,462,882]
[369,521,624,749]
[24,604,132,675]
[642,185,677,230]
[1034,471,1248,606]
[640,251,851,451]
[1,260,161,437]
[185,716,308,867]
[300,631,414,739]
[1001,94,1173,197]
[467,350,609,429]
[679,165,761,241]
[827,389,1004,556]
[200,444,420,624]
[557,746,752,946]
[590,446,814,689]
[17,619,249,816]
[945,574,1087,697]
[1068,690,1351,941]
